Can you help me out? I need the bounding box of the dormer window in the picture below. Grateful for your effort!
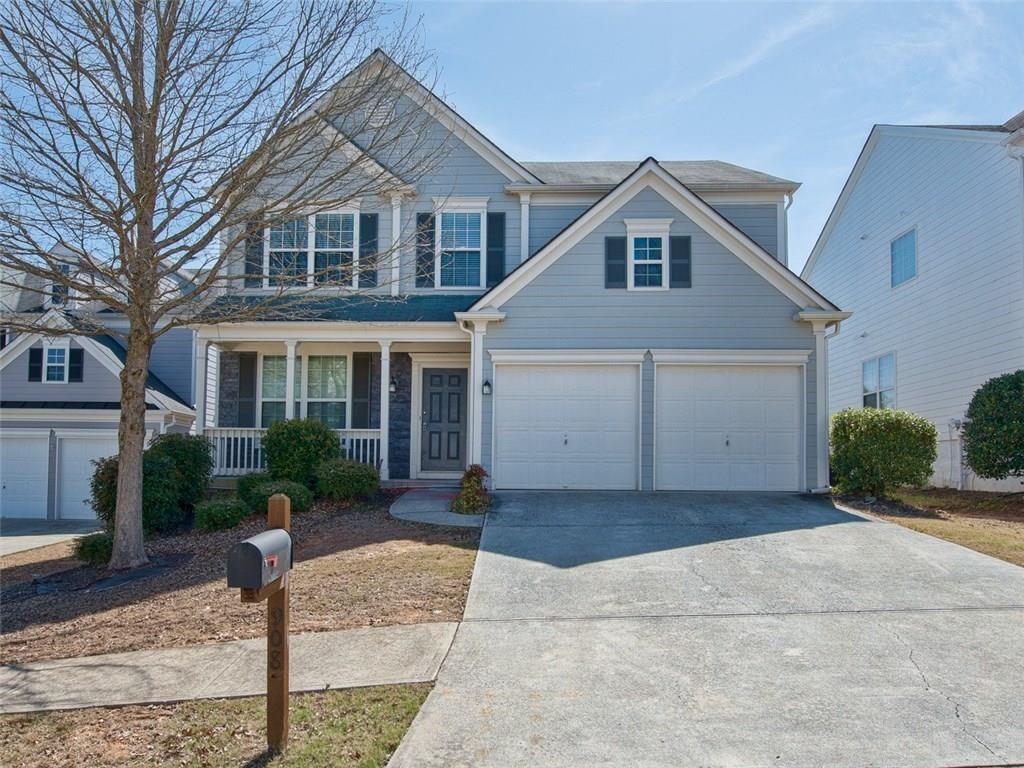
[625,219,672,290]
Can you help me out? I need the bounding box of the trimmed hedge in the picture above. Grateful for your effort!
[263,419,339,487]
[146,433,213,508]
[963,370,1024,480]
[315,458,379,501]
[450,464,491,515]
[194,498,250,532]
[74,532,114,566]
[830,408,938,496]
[90,453,186,534]
[244,480,313,514]
[237,472,274,512]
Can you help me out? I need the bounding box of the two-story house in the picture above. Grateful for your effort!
[802,111,1024,491]
[194,50,845,494]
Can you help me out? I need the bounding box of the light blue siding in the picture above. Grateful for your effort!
[480,186,817,488]
[529,205,590,256]
[150,327,194,404]
[0,341,122,402]
[711,203,779,259]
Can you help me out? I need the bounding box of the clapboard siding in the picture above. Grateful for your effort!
[529,204,591,256]
[481,186,818,488]
[805,130,1024,490]
[149,327,194,404]
[0,341,122,401]
[712,203,779,259]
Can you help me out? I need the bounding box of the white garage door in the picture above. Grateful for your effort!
[494,365,639,490]
[656,365,802,491]
[58,437,118,520]
[0,436,50,518]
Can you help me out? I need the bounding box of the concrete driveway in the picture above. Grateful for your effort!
[389,492,1024,768]
[0,518,100,556]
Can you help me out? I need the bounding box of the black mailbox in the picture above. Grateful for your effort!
[227,529,293,589]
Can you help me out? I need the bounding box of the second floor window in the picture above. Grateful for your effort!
[266,212,357,288]
[890,229,916,287]
[50,264,71,306]
[862,353,895,409]
[438,212,482,288]
[631,236,664,288]
[45,343,68,382]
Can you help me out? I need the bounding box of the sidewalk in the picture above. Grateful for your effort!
[0,622,457,713]
[389,489,484,528]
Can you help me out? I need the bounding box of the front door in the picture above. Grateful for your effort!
[421,368,467,472]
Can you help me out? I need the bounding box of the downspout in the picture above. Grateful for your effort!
[809,319,844,494]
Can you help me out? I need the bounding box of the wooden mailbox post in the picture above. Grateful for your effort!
[233,493,292,753]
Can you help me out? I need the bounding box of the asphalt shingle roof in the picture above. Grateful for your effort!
[202,293,480,324]
[522,160,798,188]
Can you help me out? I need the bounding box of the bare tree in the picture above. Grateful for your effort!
[0,0,448,568]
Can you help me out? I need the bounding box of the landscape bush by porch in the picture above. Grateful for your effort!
[450,464,491,515]
[91,453,186,534]
[830,408,938,496]
[316,458,380,501]
[145,433,214,508]
[263,419,340,487]
[74,532,114,566]
[962,370,1024,480]
[237,471,273,511]
[194,498,250,531]
[243,480,313,514]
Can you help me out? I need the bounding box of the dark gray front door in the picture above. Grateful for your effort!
[421,368,467,472]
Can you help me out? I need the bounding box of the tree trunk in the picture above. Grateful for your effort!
[109,330,153,569]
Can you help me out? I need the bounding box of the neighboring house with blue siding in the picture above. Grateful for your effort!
[802,111,1024,492]
[193,50,846,492]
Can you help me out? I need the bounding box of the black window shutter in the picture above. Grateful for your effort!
[68,348,84,382]
[244,218,263,288]
[351,352,373,429]
[28,347,42,381]
[237,352,257,428]
[486,212,506,287]
[605,236,627,289]
[670,236,692,288]
[358,213,379,288]
[415,212,435,288]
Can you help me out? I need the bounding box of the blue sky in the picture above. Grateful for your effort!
[407,1,1023,272]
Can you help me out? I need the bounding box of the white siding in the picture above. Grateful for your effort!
[807,130,1024,491]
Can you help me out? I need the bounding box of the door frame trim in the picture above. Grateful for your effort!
[409,353,471,480]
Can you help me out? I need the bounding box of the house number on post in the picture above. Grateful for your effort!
[226,493,293,753]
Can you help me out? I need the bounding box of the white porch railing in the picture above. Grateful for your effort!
[206,428,381,476]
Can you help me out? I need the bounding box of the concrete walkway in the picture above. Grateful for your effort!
[390,488,483,528]
[0,518,101,556]
[0,622,457,713]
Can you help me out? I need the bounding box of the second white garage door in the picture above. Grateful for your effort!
[58,436,118,519]
[655,365,802,491]
[493,365,639,490]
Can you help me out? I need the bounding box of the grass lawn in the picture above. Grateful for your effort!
[0,684,430,768]
[1,495,478,664]
[840,488,1024,567]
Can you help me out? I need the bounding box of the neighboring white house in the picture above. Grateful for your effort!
[802,111,1024,491]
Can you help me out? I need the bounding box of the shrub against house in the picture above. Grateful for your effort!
[962,370,1024,482]
[830,408,938,497]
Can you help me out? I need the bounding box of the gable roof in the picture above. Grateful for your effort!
[91,334,191,407]
[522,160,799,191]
[471,158,837,313]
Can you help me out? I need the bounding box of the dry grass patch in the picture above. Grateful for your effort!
[840,488,1024,567]
[1,496,478,664]
[0,684,430,768]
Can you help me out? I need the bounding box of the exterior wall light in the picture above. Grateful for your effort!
[482,380,492,395]
[389,377,398,394]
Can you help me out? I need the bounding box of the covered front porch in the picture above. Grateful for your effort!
[193,323,476,481]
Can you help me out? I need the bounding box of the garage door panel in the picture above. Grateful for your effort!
[656,365,801,492]
[0,437,50,519]
[59,437,117,520]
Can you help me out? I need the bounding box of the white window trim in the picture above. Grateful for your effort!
[42,339,71,384]
[889,227,918,289]
[263,209,361,290]
[433,197,489,290]
[625,218,672,291]
[862,352,897,409]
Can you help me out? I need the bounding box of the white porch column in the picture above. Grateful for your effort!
[193,338,209,434]
[390,195,402,297]
[284,340,297,420]
[469,328,485,464]
[378,340,392,479]
[519,192,530,263]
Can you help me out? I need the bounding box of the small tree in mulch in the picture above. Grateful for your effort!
[962,370,1024,481]
[450,464,491,515]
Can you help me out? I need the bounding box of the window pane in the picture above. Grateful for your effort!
[890,230,916,287]
[863,392,878,408]
[307,401,346,429]
[634,237,662,262]
[862,360,878,395]
[269,251,308,285]
[634,263,663,287]
[315,214,354,250]
[261,401,285,427]
[314,251,353,285]
[307,356,347,399]
[879,389,896,409]
[439,212,481,249]
[268,218,307,250]
[262,356,287,399]
[878,354,895,390]
[440,250,481,287]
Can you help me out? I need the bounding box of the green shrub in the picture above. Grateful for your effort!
[263,419,339,487]
[194,498,250,532]
[830,408,938,496]
[962,370,1024,480]
[315,458,379,501]
[450,464,491,515]
[245,480,313,514]
[146,433,213,507]
[90,452,186,534]
[237,472,274,511]
[74,532,113,566]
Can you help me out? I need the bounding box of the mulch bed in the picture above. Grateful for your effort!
[0,494,478,665]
